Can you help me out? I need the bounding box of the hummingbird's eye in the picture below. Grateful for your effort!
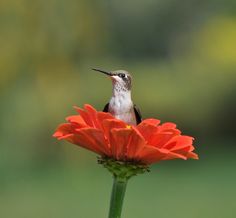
[118,73,125,78]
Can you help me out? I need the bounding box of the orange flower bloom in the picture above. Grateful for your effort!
[53,104,198,165]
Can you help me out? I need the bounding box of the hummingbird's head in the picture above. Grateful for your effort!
[92,68,132,91]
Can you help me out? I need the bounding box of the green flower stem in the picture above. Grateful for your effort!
[98,157,149,218]
[108,177,128,218]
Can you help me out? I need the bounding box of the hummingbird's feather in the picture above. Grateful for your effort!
[134,104,142,124]
[103,103,109,112]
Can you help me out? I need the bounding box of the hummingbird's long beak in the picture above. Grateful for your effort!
[92,68,113,76]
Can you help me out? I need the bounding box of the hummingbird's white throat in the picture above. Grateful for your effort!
[109,76,134,123]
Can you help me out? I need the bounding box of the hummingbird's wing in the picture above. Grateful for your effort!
[103,103,109,112]
[134,104,142,124]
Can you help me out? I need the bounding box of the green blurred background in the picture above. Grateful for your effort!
[1,0,236,217]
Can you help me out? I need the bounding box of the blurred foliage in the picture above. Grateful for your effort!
[0,0,236,217]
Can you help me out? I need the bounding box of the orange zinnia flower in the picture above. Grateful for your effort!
[53,104,198,164]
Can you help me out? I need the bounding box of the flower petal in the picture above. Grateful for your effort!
[140,118,160,126]
[84,104,101,128]
[102,119,127,137]
[100,119,127,153]
[109,128,133,160]
[159,122,177,129]
[72,128,109,155]
[135,123,158,143]
[136,121,181,148]
[74,106,94,127]
[162,136,198,160]
[136,146,169,164]
[53,123,74,139]
[149,131,179,148]
[66,115,87,128]
[126,128,147,160]
[97,112,115,124]
[164,135,193,150]
[186,151,199,160]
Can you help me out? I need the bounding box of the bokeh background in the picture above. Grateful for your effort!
[1,0,236,217]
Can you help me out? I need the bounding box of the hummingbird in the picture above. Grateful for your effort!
[92,68,142,125]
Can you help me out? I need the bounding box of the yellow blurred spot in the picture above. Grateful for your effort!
[193,16,236,67]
